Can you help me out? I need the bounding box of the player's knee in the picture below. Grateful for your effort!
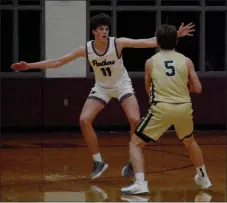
[129,117,140,128]
[129,140,137,149]
[182,135,195,149]
[129,134,144,148]
[79,116,92,127]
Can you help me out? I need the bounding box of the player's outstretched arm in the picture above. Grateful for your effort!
[11,47,86,71]
[145,59,152,97]
[186,57,202,94]
[116,22,195,49]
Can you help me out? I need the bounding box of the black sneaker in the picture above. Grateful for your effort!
[122,162,134,178]
[91,161,108,180]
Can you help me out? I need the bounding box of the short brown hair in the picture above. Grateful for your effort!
[156,24,178,50]
[90,13,111,30]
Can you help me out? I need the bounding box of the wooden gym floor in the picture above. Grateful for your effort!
[0,131,226,202]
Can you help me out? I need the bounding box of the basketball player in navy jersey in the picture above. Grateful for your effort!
[11,13,195,179]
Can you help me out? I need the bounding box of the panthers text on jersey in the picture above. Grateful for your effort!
[86,37,131,89]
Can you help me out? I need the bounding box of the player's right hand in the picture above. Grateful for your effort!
[11,61,29,71]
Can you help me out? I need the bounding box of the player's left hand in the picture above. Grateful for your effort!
[177,22,195,38]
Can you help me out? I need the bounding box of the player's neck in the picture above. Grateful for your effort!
[93,38,108,50]
[161,49,175,52]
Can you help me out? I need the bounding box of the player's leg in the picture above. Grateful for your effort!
[174,103,212,189]
[121,103,171,195]
[117,83,141,177]
[182,137,211,189]
[121,134,149,195]
[120,95,140,178]
[79,87,110,179]
[120,94,141,137]
[80,99,105,155]
[117,81,141,137]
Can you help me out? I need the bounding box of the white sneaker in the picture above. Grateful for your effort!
[121,181,149,195]
[194,174,212,189]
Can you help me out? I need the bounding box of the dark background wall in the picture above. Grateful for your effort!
[2,77,226,131]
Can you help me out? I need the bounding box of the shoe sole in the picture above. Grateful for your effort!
[121,165,133,178]
[195,176,212,189]
[91,164,108,180]
[200,183,212,189]
[121,190,150,195]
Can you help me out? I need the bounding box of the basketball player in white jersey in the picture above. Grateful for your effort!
[11,13,195,179]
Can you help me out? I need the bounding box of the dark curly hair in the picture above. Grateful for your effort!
[156,24,178,50]
[90,13,111,30]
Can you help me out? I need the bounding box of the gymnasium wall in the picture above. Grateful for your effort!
[2,78,226,130]
[45,1,86,78]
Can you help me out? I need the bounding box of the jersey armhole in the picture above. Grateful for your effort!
[184,56,190,75]
[86,42,93,67]
[114,38,122,59]
[149,57,154,70]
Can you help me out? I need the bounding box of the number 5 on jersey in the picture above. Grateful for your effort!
[101,67,112,77]
[164,60,176,77]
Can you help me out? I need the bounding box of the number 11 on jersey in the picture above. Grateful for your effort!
[101,67,112,77]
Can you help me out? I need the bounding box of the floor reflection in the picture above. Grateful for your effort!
[2,182,224,202]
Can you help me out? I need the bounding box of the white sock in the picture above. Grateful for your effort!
[135,173,145,183]
[92,153,103,162]
[196,165,207,178]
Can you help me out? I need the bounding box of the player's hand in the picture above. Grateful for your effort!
[177,22,195,38]
[11,61,29,71]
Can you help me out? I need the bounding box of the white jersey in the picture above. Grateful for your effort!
[86,37,131,88]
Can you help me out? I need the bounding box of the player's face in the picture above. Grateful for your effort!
[93,25,109,42]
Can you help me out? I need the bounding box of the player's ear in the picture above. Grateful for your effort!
[92,29,97,36]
